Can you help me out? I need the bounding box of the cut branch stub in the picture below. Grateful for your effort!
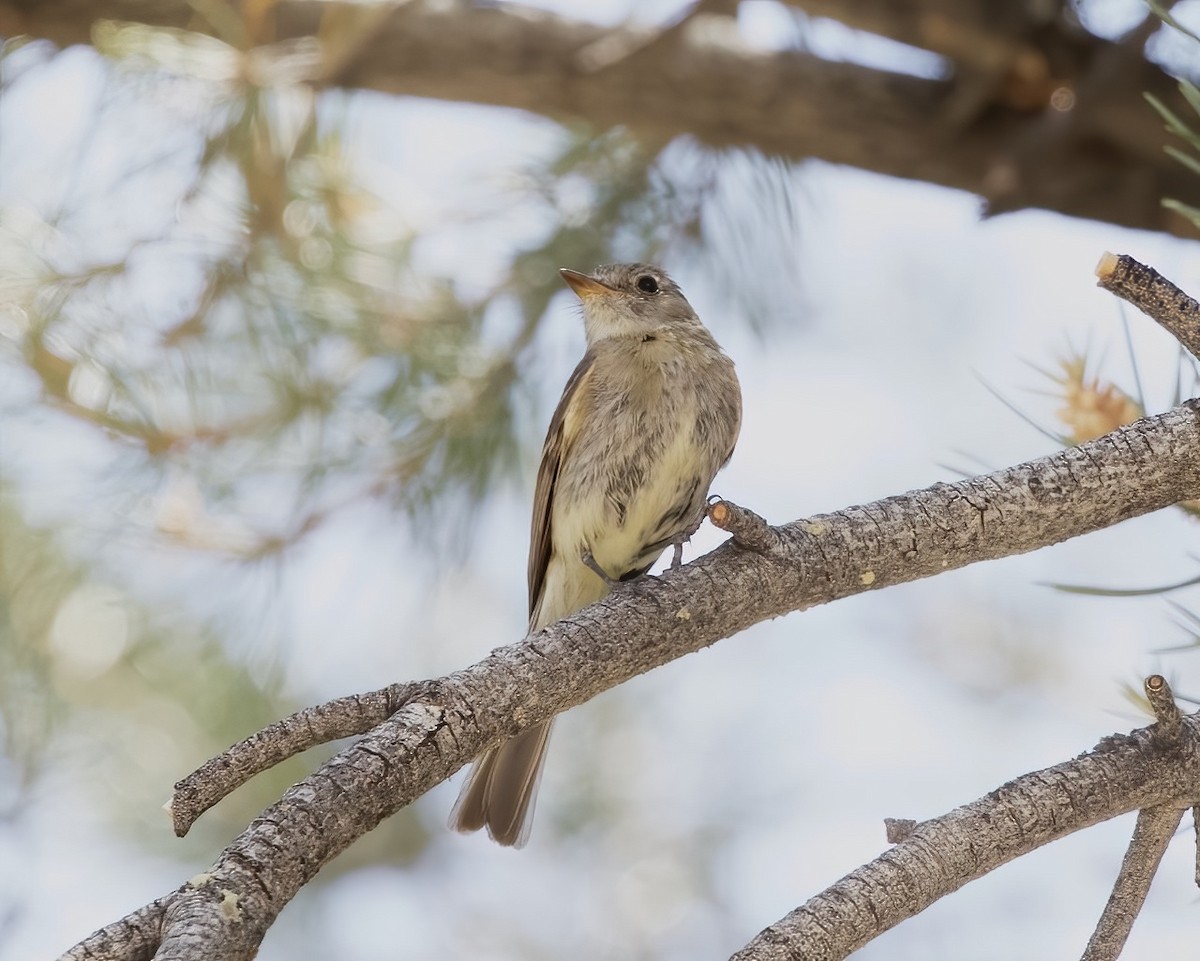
[1096,253,1200,362]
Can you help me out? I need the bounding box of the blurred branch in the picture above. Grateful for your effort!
[3,62,700,559]
[60,390,1200,958]
[4,0,1200,236]
[780,0,1044,66]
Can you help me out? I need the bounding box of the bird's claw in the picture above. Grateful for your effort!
[669,511,706,570]
[670,541,684,570]
[581,550,621,587]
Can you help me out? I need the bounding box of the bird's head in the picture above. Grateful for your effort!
[560,263,701,345]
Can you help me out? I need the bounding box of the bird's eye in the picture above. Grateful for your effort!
[636,275,659,294]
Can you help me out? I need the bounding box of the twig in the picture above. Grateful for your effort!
[169,682,422,837]
[707,497,787,558]
[58,898,166,961]
[1144,673,1182,736]
[1079,805,1184,961]
[1095,253,1200,361]
[1080,675,1189,960]
[884,818,917,843]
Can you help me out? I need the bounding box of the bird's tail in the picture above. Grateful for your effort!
[448,719,554,848]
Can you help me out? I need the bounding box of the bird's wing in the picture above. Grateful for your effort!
[528,350,596,619]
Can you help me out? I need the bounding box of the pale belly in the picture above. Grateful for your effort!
[552,425,703,581]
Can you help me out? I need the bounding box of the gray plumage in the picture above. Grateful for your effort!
[450,263,742,846]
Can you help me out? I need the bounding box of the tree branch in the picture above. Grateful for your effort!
[59,898,166,961]
[59,393,1200,960]
[731,709,1200,961]
[4,0,1200,236]
[782,0,1048,67]
[1079,675,1187,961]
[707,497,787,557]
[1096,252,1200,361]
[1081,805,1184,961]
[1145,672,1184,731]
[54,258,1200,957]
[169,682,422,837]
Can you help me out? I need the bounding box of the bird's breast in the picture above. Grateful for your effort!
[551,348,729,579]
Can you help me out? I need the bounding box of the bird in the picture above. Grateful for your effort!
[450,263,742,846]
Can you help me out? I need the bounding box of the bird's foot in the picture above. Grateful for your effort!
[669,512,707,569]
[670,540,685,570]
[581,550,621,587]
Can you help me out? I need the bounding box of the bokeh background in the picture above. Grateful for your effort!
[3,1,1200,958]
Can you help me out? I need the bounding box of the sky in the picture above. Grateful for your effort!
[4,2,1200,960]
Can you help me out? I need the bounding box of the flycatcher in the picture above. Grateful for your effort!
[450,263,742,846]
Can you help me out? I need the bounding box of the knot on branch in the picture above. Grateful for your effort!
[885,817,918,843]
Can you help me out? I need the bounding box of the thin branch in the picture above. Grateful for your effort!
[1080,805,1185,961]
[1044,569,1200,596]
[169,682,423,837]
[1145,673,1183,734]
[730,709,1200,961]
[58,899,166,961]
[1096,253,1200,361]
[707,497,788,558]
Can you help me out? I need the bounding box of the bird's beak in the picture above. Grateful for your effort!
[560,268,614,300]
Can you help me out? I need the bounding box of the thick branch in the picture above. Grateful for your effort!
[60,398,1200,960]
[3,0,1199,236]
[783,0,1044,66]
[731,715,1200,961]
